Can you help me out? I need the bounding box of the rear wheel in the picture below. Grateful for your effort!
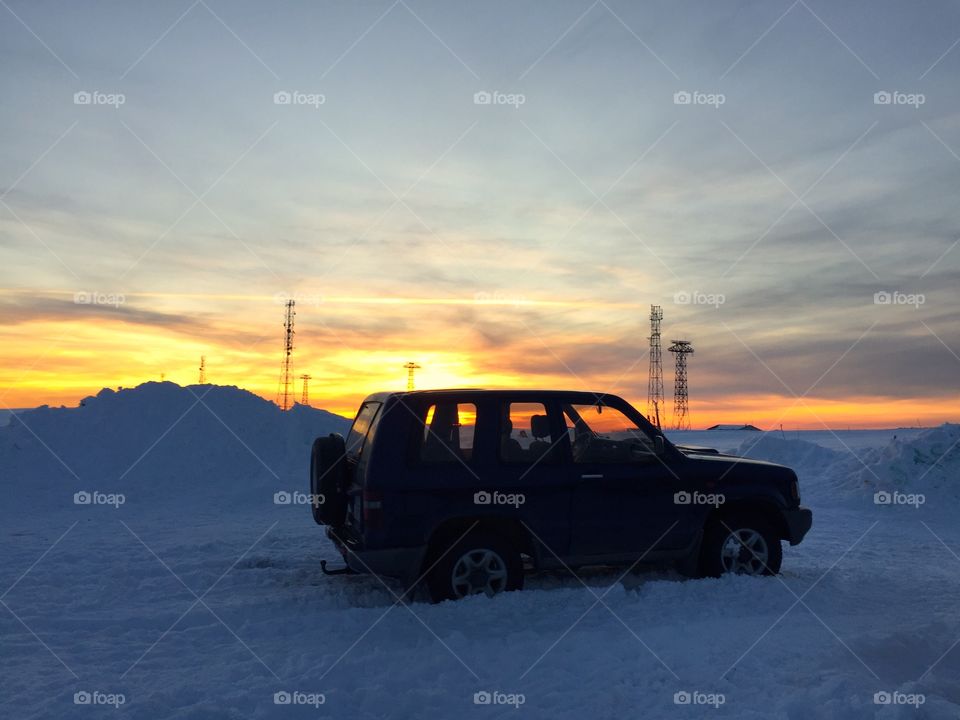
[700,514,782,577]
[309,434,348,526]
[426,531,523,603]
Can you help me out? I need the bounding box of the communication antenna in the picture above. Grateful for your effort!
[276,300,296,410]
[647,305,664,429]
[300,374,312,406]
[198,356,207,384]
[668,340,694,430]
[403,361,421,391]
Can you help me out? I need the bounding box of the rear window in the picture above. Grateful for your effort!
[346,401,382,456]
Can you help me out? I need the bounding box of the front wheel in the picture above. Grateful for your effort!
[700,514,782,577]
[426,531,523,603]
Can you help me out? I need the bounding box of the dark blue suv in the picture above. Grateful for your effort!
[311,389,812,602]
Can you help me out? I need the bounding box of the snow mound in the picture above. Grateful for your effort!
[845,423,960,496]
[734,433,846,480]
[0,382,351,514]
[733,425,960,503]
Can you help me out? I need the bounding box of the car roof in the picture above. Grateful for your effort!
[359,389,628,404]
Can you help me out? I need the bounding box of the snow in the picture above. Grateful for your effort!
[2,384,959,718]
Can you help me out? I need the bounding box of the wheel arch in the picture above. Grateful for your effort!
[705,497,790,540]
[421,516,534,573]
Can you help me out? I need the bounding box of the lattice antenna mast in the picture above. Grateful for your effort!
[647,305,664,429]
[198,356,207,384]
[277,300,296,410]
[403,361,421,391]
[668,340,694,430]
[299,374,311,406]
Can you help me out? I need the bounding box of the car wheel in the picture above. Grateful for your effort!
[426,531,523,603]
[700,514,782,577]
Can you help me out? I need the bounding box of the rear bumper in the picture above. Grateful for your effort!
[782,507,813,545]
[327,528,426,580]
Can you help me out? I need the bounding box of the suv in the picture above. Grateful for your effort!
[311,390,812,602]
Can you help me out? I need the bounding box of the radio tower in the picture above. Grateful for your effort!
[403,361,421,391]
[198,356,207,384]
[647,305,664,429]
[300,374,311,406]
[668,340,694,430]
[276,300,296,410]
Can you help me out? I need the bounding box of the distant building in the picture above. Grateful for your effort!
[706,423,762,431]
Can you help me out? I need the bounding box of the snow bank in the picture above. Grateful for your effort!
[845,423,960,496]
[732,424,960,504]
[0,382,350,514]
[733,433,846,479]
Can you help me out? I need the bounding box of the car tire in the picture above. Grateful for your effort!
[426,531,523,603]
[700,513,782,577]
[310,434,348,526]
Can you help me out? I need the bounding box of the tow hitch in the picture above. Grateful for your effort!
[320,560,355,576]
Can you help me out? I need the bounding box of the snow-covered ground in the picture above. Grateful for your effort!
[2,383,959,719]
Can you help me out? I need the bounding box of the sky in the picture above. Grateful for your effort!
[1,0,958,428]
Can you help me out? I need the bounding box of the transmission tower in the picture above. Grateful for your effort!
[403,361,421,391]
[647,305,664,429]
[300,374,312,406]
[198,356,207,384]
[668,340,694,430]
[276,300,296,410]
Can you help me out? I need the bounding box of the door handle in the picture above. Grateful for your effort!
[581,474,604,479]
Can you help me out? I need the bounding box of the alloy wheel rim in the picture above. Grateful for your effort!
[720,528,769,575]
[451,548,508,598]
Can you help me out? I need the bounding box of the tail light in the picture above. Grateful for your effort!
[363,490,384,528]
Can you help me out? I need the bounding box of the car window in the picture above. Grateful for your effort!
[346,401,382,456]
[499,402,558,464]
[563,403,658,464]
[420,402,477,463]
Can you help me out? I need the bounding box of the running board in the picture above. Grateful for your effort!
[320,560,355,576]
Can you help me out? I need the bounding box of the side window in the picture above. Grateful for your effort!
[564,404,658,464]
[420,402,477,463]
[500,402,557,464]
[346,401,381,456]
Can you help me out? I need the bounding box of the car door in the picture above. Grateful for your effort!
[564,403,686,558]
[486,399,574,557]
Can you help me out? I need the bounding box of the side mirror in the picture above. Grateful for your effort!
[654,435,665,454]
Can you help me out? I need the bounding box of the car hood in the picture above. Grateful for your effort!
[681,449,797,476]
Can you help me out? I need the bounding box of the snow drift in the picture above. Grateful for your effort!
[0,382,350,514]
[734,424,960,504]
